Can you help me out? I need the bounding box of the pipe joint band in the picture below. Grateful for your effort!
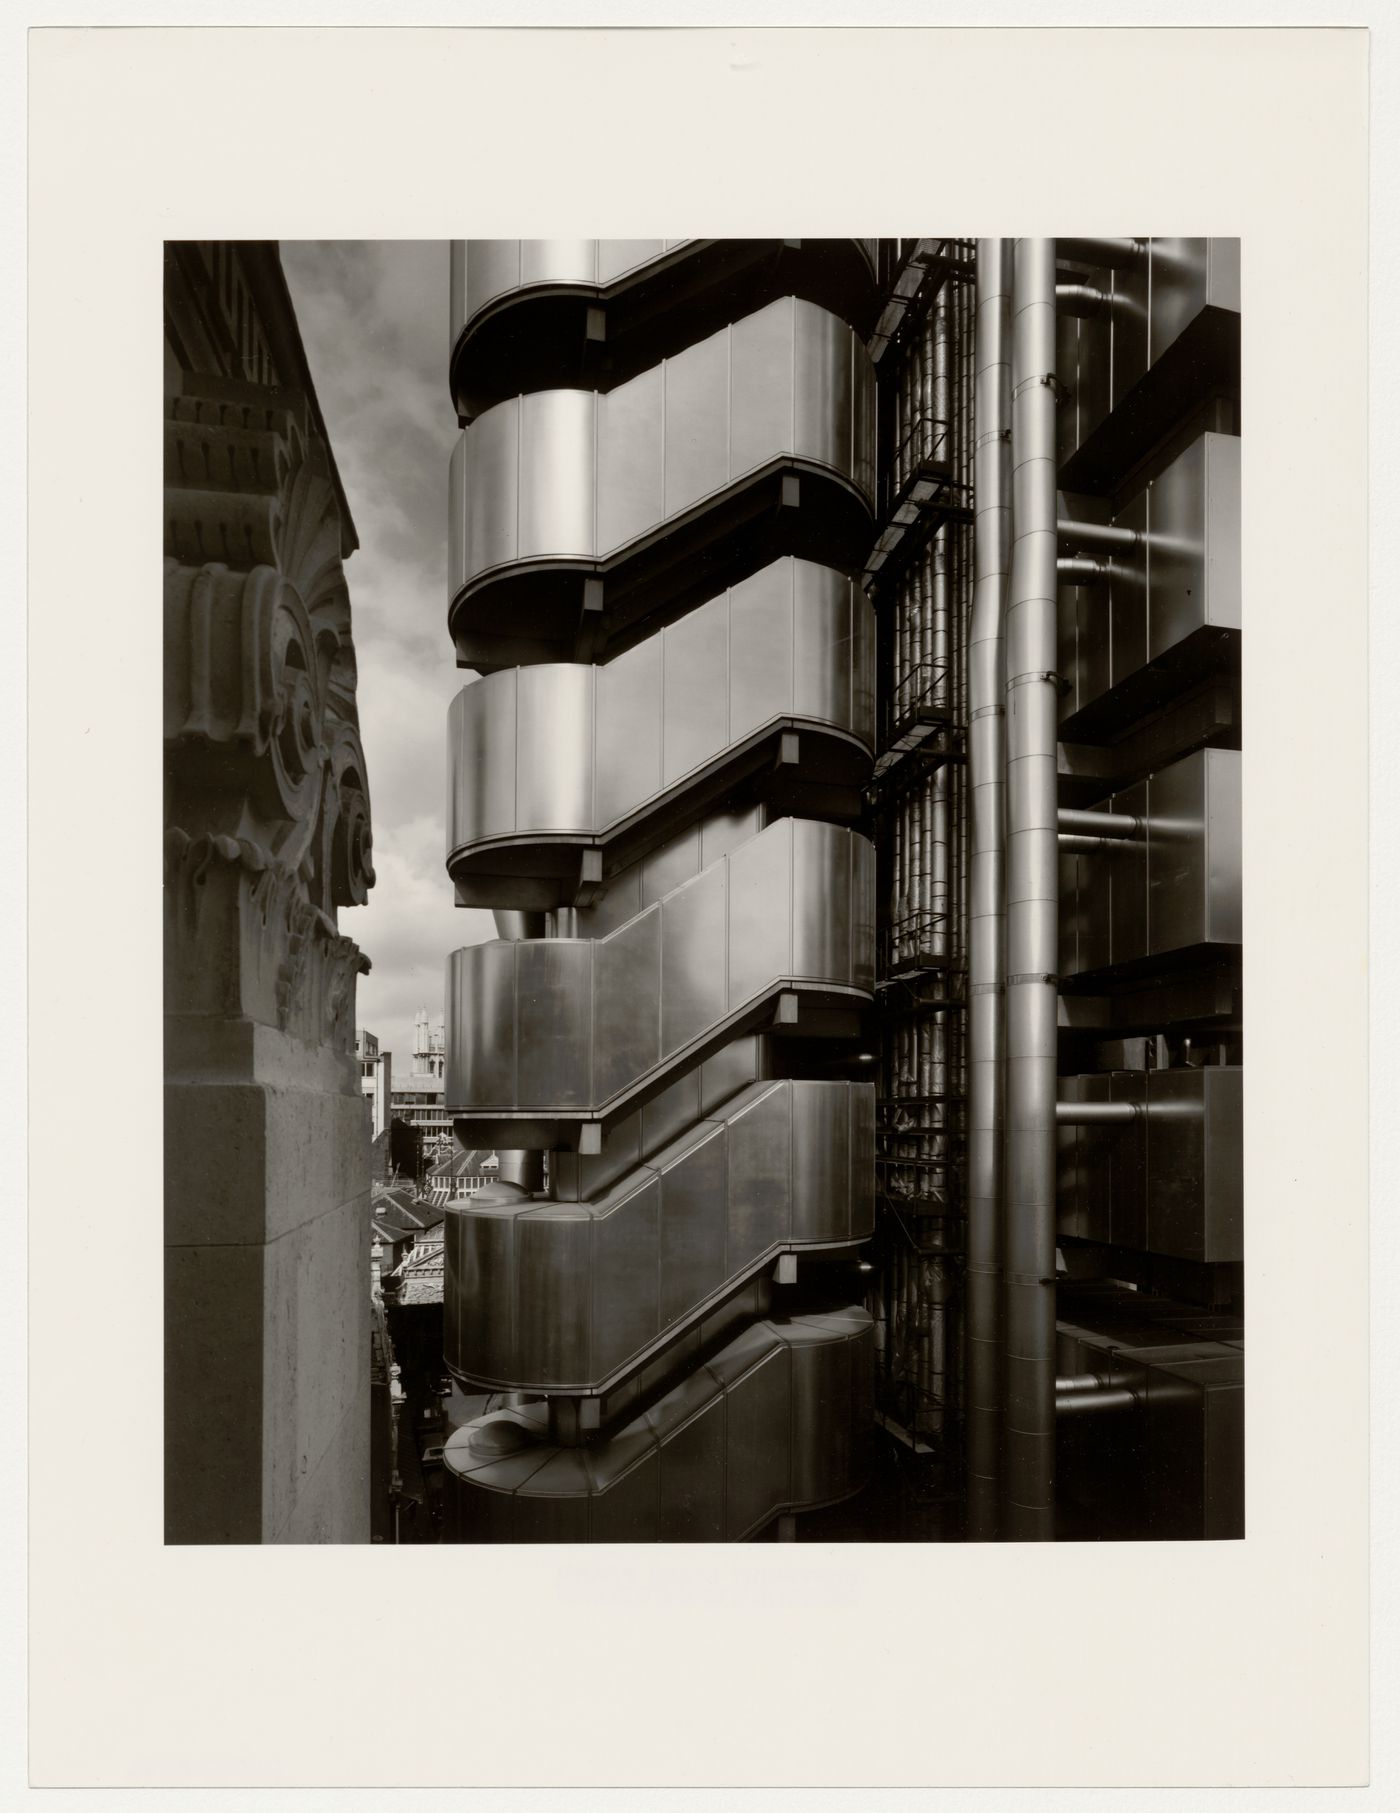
[1007,972,1058,987]
[970,704,1005,721]
[1006,670,1060,690]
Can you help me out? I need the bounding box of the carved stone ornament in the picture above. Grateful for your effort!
[164,378,374,1048]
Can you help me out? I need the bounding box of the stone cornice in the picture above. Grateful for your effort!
[164,373,373,1047]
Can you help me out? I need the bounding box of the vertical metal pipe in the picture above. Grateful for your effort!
[965,239,1012,1541]
[1003,237,1059,1541]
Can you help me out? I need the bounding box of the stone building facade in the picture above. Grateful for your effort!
[163,242,375,1542]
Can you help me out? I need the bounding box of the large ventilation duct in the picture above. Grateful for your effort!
[1003,237,1059,1542]
[965,237,1011,1539]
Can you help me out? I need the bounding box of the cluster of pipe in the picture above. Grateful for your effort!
[960,236,1060,1539]
[879,242,975,1437]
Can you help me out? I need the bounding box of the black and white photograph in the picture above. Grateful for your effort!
[26,17,1378,1795]
[163,234,1245,1548]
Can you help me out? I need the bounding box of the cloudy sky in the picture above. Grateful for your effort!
[281,241,493,1073]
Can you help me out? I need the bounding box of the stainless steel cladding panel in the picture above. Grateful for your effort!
[1109,489,1149,694]
[726,819,793,1007]
[592,1178,663,1378]
[724,1347,793,1538]
[1150,239,1240,363]
[1110,1071,1148,1250]
[1058,848,1083,979]
[794,298,851,475]
[730,561,797,739]
[850,833,877,994]
[1147,748,1240,956]
[591,908,662,1102]
[518,389,596,559]
[1147,1066,1243,1262]
[516,939,594,1107]
[789,1331,853,1506]
[1205,747,1242,945]
[1111,779,1149,968]
[1081,1074,1117,1246]
[790,1082,849,1241]
[726,1084,792,1272]
[664,326,730,517]
[658,1127,728,1326]
[596,238,671,285]
[1144,1350,1244,1540]
[662,592,730,781]
[657,1394,728,1542]
[730,297,795,477]
[1056,309,1110,470]
[1056,1075,1085,1238]
[1111,258,1150,413]
[516,1209,593,1384]
[515,663,595,833]
[522,237,608,288]
[1149,431,1242,661]
[448,941,517,1106]
[594,631,664,827]
[447,673,517,847]
[794,818,852,986]
[660,860,728,1052]
[462,398,519,588]
[596,364,664,555]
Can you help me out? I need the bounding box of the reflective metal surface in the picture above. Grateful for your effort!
[446,817,875,1130]
[447,558,874,898]
[448,298,875,600]
[443,1307,873,1542]
[451,237,878,345]
[444,1081,873,1392]
[1003,237,1059,1542]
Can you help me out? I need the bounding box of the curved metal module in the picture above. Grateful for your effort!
[447,557,875,911]
[444,1079,875,1393]
[441,239,881,1541]
[443,1306,875,1543]
[447,295,877,671]
[450,237,879,418]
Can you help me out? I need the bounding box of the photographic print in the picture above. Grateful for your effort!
[164,235,1244,1546]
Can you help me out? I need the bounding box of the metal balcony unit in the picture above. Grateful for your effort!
[447,295,876,670]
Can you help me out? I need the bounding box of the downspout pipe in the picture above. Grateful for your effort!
[1003,237,1059,1542]
[965,238,1012,1541]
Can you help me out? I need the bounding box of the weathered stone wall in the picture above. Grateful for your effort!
[163,276,375,1542]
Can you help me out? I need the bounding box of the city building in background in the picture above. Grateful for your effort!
[389,1009,452,1149]
[437,238,1242,1543]
[357,1028,393,1140]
